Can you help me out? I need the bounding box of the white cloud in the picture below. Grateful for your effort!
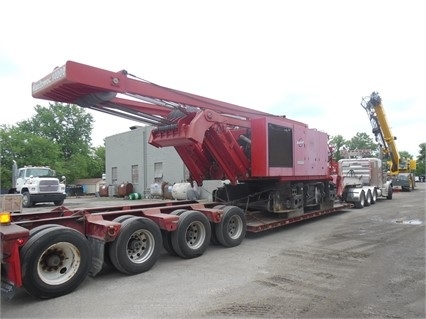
[1,0,425,156]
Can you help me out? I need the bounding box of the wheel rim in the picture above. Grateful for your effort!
[37,242,81,285]
[185,221,206,249]
[227,215,244,239]
[23,194,30,206]
[126,229,155,264]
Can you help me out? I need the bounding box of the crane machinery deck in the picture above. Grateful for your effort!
[1,61,352,300]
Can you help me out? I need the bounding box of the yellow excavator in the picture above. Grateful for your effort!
[361,92,416,191]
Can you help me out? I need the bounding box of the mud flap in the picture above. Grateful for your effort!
[87,237,105,277]
[1,278,16,300]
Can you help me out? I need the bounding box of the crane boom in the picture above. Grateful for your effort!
[32,60,335,214]
[361,92,416,191]
[361,92,400,172]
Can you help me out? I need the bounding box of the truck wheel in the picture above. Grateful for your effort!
[371,189,377,204]
[22,191,33,208]
[214,206,246,247]
[387,186,393,199]
[162,209,187,256]
[355,191,365,209]
[108,217,162,275]
[54,200,64,206]
[20,227,91,299]
[171,210,211,259]
[364,190,372,207]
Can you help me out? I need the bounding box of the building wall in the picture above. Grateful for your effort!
[105,126,188,194]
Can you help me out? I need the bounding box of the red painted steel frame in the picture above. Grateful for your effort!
[32,61,331,185]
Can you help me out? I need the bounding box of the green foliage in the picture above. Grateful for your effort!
[415,143,426,177]
[0,103,104,190]
[346,132,378,154]
[329,135,347,161]
[1,125,63,189]
[18,103,94,160]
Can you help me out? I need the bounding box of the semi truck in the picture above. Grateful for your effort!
[336,157,393,208]
[2,61,359,300]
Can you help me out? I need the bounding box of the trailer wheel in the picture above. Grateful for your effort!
[365,190,372,207]
[171,210,211,259]
[113,215,136,223]
[210,205,226,246]
[214,206,246,247]
[22,191,33,208]
[20,227,91,299]
[29,224,63,237]
[371,189,377,204]
[355,190,365,209]
[109,217,162,275]
[162,209,187,256]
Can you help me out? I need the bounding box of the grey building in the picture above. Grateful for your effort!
[104,126,189,196]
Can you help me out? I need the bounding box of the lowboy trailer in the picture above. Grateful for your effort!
[1,61,354,300]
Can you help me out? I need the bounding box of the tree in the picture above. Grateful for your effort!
[415,143,426,178]
[0,124,63,190]
[346,132,378,156]
[17,103,94,160]
[329,135,347,161]
[1,103,104,189]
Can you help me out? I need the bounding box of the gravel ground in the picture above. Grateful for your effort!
[1,183,425,318]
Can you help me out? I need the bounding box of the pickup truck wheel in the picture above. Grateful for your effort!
[355,190,365,209]
[171,210,211,259]
[214,206,246,247]
[109,217,162,275]
[54,200,64,206]
[162,209,186,256]
[20,227,91,299]
[22,191,33,208]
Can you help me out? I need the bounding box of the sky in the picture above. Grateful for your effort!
[1,0,425,157]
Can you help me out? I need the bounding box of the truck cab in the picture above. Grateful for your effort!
[11,165,66,208]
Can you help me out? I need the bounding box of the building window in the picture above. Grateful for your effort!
[154,162,163,182]
[131,165,139,184]
[112,167,118,184]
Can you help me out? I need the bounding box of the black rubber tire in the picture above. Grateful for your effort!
[171,210,211,259]
[20,225,65,261]
[20,227,91,299]
[108,217,162,275]
[22,191,33,208]
[214,206,246,247]
[54,200,64,206]
[210,205,226,246]
[355,190,365,209]
[162,209,187,256]
[113,215,136,223]
[364,190,372,207]
[29,224,63,237]
[387,186,393,199]
[371,189,377,204]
